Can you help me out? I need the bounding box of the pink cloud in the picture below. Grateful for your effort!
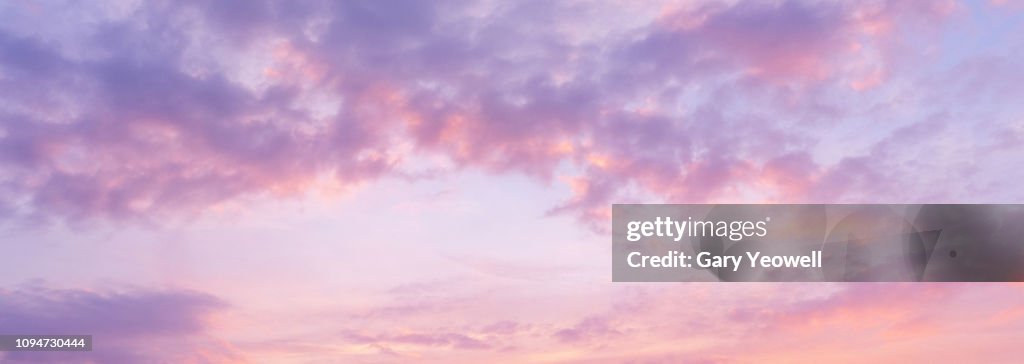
[2,3,1024,362]
[5,0,1014,229]
[237,281,1024,362]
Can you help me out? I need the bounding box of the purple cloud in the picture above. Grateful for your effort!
[1,0,1021,229]
[0,285,236,364]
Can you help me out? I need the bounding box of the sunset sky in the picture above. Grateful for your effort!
[2,0,1024,362]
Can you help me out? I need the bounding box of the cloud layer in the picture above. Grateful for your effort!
[2,0,1021,228]
[2,1,1024,363]
[262,281,1024,363]
[0,285,238,363]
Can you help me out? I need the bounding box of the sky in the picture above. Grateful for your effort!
[1,0,1024,362]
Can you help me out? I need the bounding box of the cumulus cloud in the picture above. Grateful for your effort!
[1,0,1022,229]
